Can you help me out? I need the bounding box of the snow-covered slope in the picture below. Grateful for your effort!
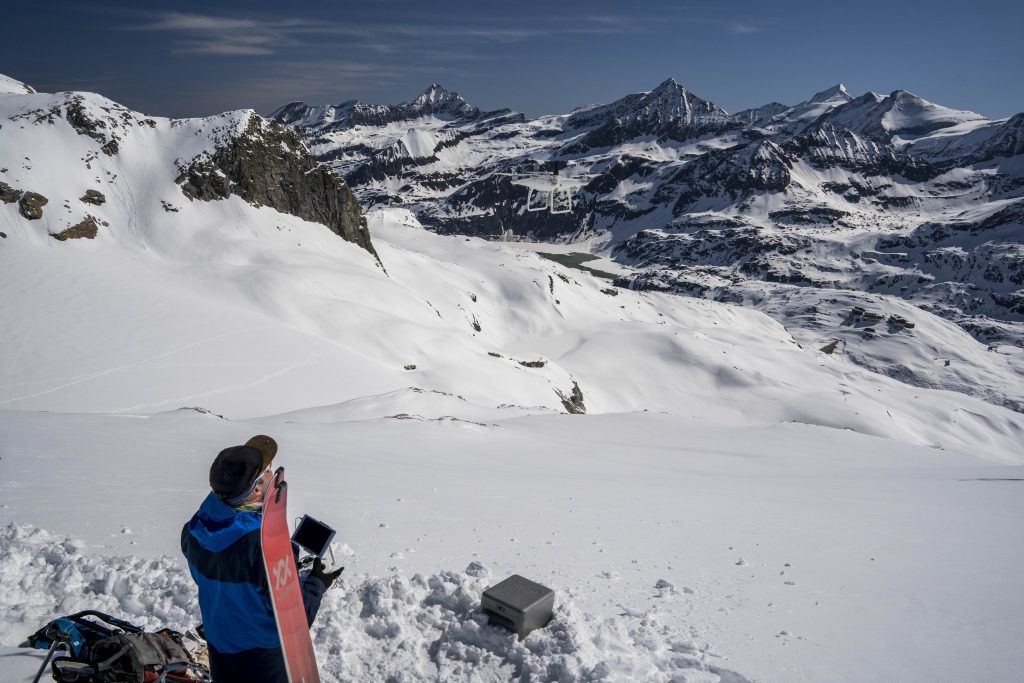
[0,88,372,254]
[2,197,1023,679]
[814,89,986,140]
[271,80,1024,409]
[4,408,1023,683]
[0,73,35,95]
[2,78,1024,683]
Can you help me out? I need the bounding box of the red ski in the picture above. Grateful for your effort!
[261,467,321,683]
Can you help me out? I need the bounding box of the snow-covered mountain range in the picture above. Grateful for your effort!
[2,72,1023,683]
[272,80,1024,412]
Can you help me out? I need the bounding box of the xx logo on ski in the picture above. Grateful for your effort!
[273,557,293,590]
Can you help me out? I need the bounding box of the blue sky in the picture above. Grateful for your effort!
[4,1,1023,119]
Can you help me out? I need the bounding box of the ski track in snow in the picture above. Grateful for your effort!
[0,326,280,405]
[0,523,750,683]
[108,350,324,414]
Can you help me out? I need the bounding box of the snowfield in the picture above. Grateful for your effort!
[2,408,1023,682]
[1,79,1023,682]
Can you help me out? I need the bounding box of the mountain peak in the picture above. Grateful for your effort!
[565,79,731,142]
[809,84,851,104]
[652,78,681,92]
[641,79,728,120]
[407,84,479,117]
[888,89,916,101]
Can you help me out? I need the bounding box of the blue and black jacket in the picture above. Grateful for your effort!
[182,492,324,683]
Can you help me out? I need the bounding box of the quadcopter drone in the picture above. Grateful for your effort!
[498,162,593,215]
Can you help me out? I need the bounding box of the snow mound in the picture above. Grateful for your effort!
[0,523,750,683]
[316,569,748,683]
[0,524,195,645]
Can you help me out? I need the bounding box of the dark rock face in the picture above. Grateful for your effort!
[0,182,20,203]
[51,216,99,241]
[870,202,1024,310]
[978,113,1024,161]
[64,96,120,156]
[937,113,1024,166]
[666,140,793,215]
[557,381,586,414]
[18,192,48,220]
[784,124,938,181]
[176,114,376,258]
[79,190,106,205]
[418,170,594,239]
[617,226,814,273]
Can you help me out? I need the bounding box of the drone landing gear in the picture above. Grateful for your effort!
[526,188,573,214]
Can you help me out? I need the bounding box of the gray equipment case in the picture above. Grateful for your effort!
[481,574,555,638]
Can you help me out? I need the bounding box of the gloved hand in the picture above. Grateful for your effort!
[310,557,344,589]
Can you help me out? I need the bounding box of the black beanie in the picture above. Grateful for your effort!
[209,445,264,500]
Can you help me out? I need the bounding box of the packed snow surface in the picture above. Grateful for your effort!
[0,84,1022,682]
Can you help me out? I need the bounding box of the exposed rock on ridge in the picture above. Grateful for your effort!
[176,114,377,259]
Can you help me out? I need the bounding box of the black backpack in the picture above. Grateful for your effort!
[25,611,208,682]
[58,629,197,682]
[25,610,144,658]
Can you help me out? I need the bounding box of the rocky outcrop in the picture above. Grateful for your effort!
[665,140,793,214]
[64,96,120,156]
[8,94,156,162]
[783,124,937,181]
[79,190,106,205]
[18,192,48,220]
[556,381,586,414]
[0,182,20,203]
[176,114,376,258]
[51,216,99,241]
[417,168,594,239]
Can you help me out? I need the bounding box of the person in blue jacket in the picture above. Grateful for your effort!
[181,435,343,683]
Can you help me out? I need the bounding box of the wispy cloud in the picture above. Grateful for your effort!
[726,21,766,34]
[124,12,356,56]
[122,10,636,57]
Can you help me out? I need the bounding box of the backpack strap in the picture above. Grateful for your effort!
[69,610,143,634]
[94,643,133,672]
